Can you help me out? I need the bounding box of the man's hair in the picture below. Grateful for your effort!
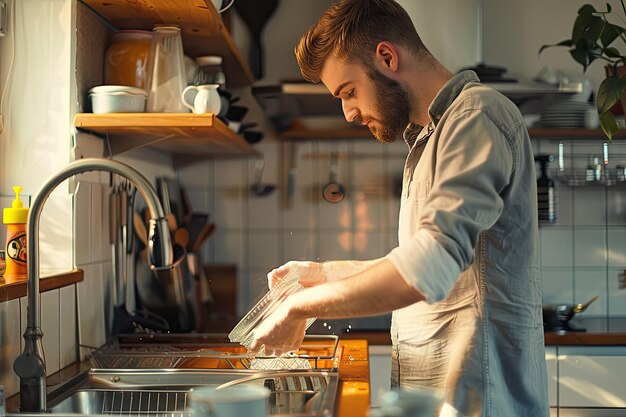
[295,0,429,83]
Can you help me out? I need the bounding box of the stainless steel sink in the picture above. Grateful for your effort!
[46,368,339,417]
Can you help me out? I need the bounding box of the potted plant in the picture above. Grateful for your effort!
[539,1,626,139]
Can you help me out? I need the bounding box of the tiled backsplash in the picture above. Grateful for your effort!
[1,136,625,398]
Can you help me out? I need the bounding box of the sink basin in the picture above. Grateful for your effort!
[47,368,339,417]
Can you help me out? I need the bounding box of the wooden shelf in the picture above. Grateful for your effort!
[74,113,258,157]
[277,127,626,141]
[81,0,255,88]
[0,269,84,302]
[528,128,625,139]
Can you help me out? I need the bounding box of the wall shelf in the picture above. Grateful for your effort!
[74,113,258,157]
[0,269,84,303]
[80,0,254,88]
[277,126,626,141]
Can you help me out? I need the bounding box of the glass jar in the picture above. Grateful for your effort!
[193,55,226,88]
[104,30,153,88]
[145,24,188,113]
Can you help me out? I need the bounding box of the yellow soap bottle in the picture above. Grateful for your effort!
[3,186,29,282]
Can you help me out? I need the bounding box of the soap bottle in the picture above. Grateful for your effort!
[3,186,29,282]
[535,155,556,224]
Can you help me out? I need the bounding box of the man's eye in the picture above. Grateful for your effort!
[347,89,355,98]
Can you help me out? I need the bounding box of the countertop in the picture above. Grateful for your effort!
[336,317,626,346]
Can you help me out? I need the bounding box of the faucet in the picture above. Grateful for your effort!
[12,158,174,412]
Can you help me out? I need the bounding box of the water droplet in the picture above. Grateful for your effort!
[323,322,327,327]
[348,324,352,329]
[346,328,350,332]
[328,325,331,330]
[348,355,354,361]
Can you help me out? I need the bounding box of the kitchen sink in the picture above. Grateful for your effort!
[46,368,339,417]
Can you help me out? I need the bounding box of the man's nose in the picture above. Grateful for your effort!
[342,100,358,123]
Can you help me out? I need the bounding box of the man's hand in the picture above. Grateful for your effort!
[267,261,326,289]
[248,295,307,356]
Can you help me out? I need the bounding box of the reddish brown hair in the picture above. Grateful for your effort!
[295,0,429,83]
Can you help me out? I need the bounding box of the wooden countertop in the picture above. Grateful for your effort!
[338,317,626,347]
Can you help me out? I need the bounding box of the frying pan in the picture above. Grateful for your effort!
[235,0,280,79]
[542,295,598,332]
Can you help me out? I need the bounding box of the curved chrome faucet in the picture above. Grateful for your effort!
[12,158,174,412]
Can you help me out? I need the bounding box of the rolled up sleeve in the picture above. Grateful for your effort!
[388,109,514,302]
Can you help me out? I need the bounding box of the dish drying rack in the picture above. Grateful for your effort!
[87,334,340,371]
[554,140,626,187]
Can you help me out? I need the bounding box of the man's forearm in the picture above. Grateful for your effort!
[290,258,424,319]
[321,258,385,282]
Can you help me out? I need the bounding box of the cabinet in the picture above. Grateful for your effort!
[74,0,257,158]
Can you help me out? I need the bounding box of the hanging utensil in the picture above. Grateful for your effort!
[235,0,280,79]
[322,148,345,203]
[251,155,275,197]
[125,184,138,315]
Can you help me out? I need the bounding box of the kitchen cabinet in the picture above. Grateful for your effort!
[558,346,626,409]
[546,346,558,408]
[74,0,258,158]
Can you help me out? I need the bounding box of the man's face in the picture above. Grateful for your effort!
[320,54,411,143]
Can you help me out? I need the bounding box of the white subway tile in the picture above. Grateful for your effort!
[177,161,211,188]
[573,188,606,226]
[60,285,77,368]
[248,189,281,230]
[91,184,107,263]
[608,268,626,316]
[283,183,318,231]
[574,269,608,317]
[74,182,92,266]
[41,290,60,376]
[541,269,574,305]
[318,197,352,231]
[574,229,607,267]
[246,268,272,311]
[281,231,319,264]
[540,228,573,268]
[0,299,21,396]
[213,158,248,186]
[353,186,385,232]
[77,263,106,358]
[554,185,573,226]
[319,231,353,261]
[608,228,626,267]
[352,141,386,186]
[248,232,280,271]
[607,188,626,225]
[213,186,246,230]
[213,230,246,267]
[354,230,386,260]
[186,188,210,213]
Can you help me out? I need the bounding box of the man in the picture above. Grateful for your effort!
[249,0,549,415]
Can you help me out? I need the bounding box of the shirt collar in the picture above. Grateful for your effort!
[402,70,480,147]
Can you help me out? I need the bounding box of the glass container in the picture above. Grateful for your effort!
[145,24,188,113]
[104,30,152,88]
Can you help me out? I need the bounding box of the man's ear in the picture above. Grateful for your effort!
[374,41,399,74]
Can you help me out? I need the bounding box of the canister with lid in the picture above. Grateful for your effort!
[193,55,226,88]
[104,30,153,88]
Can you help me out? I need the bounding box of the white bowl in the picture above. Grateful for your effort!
[90,91,146,113]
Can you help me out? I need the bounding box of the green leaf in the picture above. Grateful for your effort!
[597,75,626,113]
[573,5,599,41]
[538,39,573,55]
[599,23,625,47]
[570,38,599,70]
[580,16,605,44]
[599,112,619,140]
[604,46,622,58]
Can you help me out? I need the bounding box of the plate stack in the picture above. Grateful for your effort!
[540,100,593,128]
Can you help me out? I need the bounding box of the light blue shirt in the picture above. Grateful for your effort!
[387,71,549,417]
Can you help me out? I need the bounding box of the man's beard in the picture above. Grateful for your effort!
[365,68,412,144]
